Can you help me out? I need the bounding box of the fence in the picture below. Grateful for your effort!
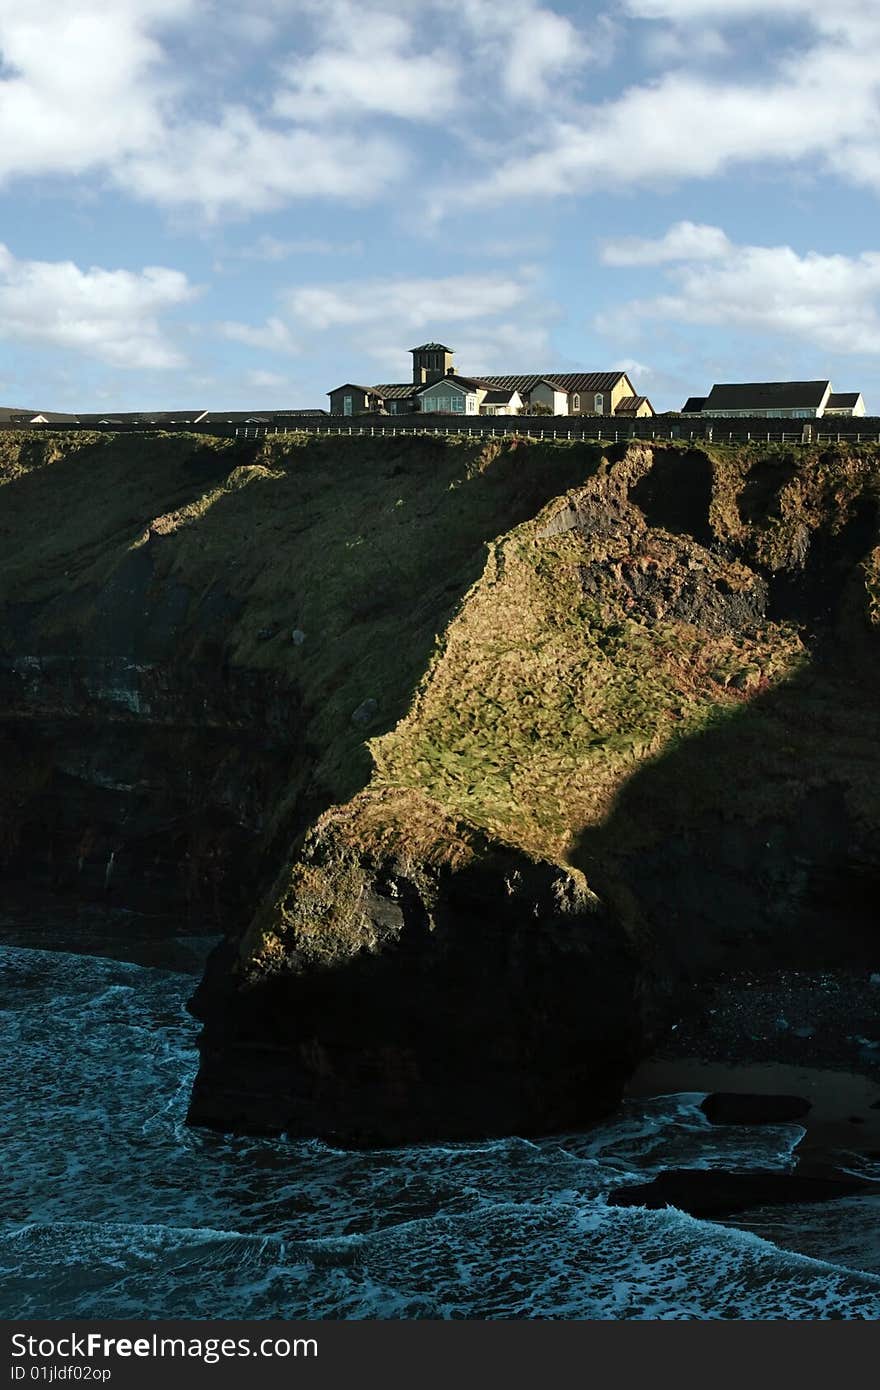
[4,415,880,446]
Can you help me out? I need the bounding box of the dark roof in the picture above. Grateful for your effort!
[371,383,418,399]
[614,395,652,415]
[411,342,452,352]
[1,407,80,423]
[77,410,208,424]
[326,383,377,396]
[269,408,328,417]
[481,388,520,405]
[703,381,830,411]
[681,396,707,413]
[826,392,862,408]
[414,373,487,394]
[479,371,630,396]
[9,410,80,423]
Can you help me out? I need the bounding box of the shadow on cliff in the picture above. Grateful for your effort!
[569,611,880,993]
[0,432,610,938]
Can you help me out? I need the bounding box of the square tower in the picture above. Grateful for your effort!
[411,342,454,386]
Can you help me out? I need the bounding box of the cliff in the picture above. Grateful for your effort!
[1,429,878,1142]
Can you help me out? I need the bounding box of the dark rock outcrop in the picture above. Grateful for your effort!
[188,832,642,1143]
[609,1167,873,1218]
[700,1093,812,1125]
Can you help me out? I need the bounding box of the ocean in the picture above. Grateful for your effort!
[2,938,879,1320]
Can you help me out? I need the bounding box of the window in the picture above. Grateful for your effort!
[594,393,604,412]
[572,393,580,412]
[467,397,477,413]
[343,394,353,416]
[452,395,465,411]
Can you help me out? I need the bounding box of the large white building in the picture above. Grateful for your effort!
[681,381,866,419]
[329,343,654,418]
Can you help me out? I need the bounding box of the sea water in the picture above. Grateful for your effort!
[1,941,879,1320]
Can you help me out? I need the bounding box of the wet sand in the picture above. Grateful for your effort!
[626,1057,880,1154]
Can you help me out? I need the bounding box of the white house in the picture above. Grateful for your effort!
[682,381,868,419]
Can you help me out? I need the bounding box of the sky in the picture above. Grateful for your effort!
[2,0,880,413]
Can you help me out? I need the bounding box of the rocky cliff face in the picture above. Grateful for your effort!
[2,430,878,1142]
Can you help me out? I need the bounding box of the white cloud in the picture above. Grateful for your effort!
[275,8,459,122]
[245,369,288,388]
[601,222,732,266]
[235,235,364,261]
[0,1,193,181]
[501,7,583,103]
[0,0,408,215]
[433,0,880,211]
[221,269,558,381]
[597,225,880,356]
[122,112,403,216]
[0,243,197,369]
[218,317,300,354]
[443,0,602,106]
[284,273,535,331]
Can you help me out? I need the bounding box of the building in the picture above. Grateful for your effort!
[824,392,866,417]
[328,344,654,418]
[0,406,79,425]
[680,381,867,419]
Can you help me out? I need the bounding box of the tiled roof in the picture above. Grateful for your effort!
[614,395,651,415]
[411,342,452,352]
[703,381,830,410]
[371,383,418,399]
[826,392,862,408]
[479,371,629,395]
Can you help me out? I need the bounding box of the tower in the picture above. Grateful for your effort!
[411,342,454,386]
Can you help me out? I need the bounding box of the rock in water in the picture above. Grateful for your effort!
[700,1093,812,1125]
[609,1167,872,1217]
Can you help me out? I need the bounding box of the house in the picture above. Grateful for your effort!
[328,344,654,418]
[824,392,866,417]
[605,393,653,419]
[415,373,522,416]
[327,384,385,416]
[681,381,867,419]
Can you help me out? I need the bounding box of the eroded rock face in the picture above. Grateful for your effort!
[3,432,880,1145]
[188,833,642,1143]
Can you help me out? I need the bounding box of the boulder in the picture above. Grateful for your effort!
[609,1167,872,1218]
[700,1092,812,1125]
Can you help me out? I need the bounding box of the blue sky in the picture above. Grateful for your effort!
[2,0,880,413]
